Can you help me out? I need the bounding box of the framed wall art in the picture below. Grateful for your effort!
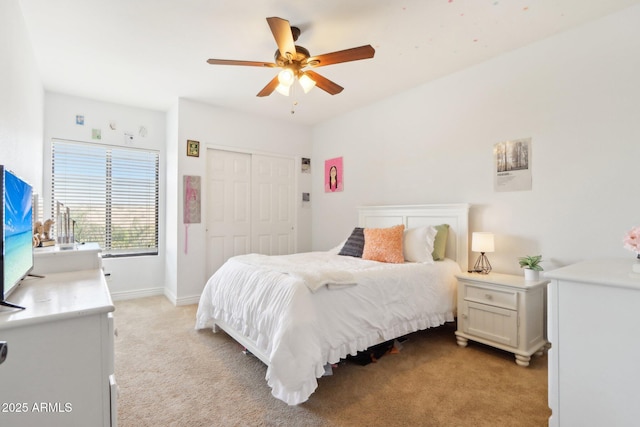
[493,137,532,192]
[324,156,343,193]
[187,139,200,157]
[301,157,310,173]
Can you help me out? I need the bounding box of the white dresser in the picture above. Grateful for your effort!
[546,258,640,427]
[0,247,116,427]
[32,242,102,275]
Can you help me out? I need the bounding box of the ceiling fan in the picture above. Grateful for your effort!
[207,17,375,97]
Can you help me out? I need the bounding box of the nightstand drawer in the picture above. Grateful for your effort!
[464,284,518,310]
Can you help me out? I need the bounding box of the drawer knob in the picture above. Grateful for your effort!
[485,293,493,300]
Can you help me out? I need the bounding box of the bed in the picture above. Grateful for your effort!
[196,204,469,405]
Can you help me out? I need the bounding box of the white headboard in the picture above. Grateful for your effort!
[358,204,470,271]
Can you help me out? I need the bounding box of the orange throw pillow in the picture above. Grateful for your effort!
[362,224,405,263]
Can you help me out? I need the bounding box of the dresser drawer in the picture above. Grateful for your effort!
[464,284,518,310]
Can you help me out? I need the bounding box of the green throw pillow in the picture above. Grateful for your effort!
[431,224,449,261]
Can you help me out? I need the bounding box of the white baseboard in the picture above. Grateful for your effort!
[176,295,201,306]
[111,287,199,306]
[111,287,165,301]
[163,288,200,306]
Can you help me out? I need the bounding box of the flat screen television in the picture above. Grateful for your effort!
[0,165,33,310]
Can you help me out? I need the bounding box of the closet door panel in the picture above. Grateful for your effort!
[206,150,251,278]
[252,155,295,255]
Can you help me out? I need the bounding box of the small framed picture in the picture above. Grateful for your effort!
[187,140,200,157]
[301,157,310,173]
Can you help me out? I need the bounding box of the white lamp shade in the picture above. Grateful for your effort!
[298,73,316,93]
[277,68,295,87]
[472,232,495,253]
[275,83,290,96]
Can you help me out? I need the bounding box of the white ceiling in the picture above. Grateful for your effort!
[18,0,640,125]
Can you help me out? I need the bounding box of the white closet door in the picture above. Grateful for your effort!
[206,150,296,278]
[205,150,251,278]
[251,154,295,255]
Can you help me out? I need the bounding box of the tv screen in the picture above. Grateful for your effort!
[1,165,33,308]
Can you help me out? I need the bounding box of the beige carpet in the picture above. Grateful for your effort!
[114,296,550,426]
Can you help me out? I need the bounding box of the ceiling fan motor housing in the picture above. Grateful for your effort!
[274,45,312,68]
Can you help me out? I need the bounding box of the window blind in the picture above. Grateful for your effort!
[51,140,159,257]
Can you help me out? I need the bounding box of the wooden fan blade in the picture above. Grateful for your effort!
[267,17,296,60]
[207,59,277,67]
[305,45,375,68]
[257,75,280,97]
[304,70,344,95]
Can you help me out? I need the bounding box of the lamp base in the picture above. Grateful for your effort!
[473,253,492,274]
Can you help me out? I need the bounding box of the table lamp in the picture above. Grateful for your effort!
[472,232,494,274]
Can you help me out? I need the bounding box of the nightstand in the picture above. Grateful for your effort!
[455,272,548,367]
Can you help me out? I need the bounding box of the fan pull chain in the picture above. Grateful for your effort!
[290,82,299,114]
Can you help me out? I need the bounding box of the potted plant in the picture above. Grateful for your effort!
[518,255,543,281]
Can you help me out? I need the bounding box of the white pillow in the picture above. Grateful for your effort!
[403,226,437,263]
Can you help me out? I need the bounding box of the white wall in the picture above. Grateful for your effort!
[166,98,312,304]
[0,0,43,190]
[43,92,167,299]
[312,4,640,275]
[164,102,180,302]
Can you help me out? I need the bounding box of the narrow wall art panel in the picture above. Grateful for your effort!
[183,175,201,224]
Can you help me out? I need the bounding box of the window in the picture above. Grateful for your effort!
[51,140,159,257]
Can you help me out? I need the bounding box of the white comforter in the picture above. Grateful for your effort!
[195,251,460,405]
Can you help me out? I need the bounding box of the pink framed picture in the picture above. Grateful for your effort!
[324,157,343,193]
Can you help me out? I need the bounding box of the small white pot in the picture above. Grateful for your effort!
[524,268,540,281]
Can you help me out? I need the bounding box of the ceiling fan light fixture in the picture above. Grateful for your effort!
[275,83,290,96]
[277,68,296,87]
[299,73,316,93]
